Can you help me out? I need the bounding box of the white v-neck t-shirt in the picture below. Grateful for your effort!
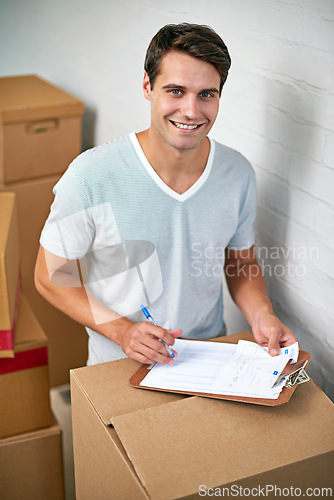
[40,132,257,365]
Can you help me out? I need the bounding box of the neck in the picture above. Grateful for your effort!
[136,129,210,194]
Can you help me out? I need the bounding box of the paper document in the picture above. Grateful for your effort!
[140,339,299,399]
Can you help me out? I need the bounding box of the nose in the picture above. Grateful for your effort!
[181,94,200,120]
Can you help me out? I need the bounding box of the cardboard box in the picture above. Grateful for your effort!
[0,294,52,439]
[0,418,65,500]
[0,175,88,386]
[0,192,20,357]
[71,332,334,499]
[0,74,84,184]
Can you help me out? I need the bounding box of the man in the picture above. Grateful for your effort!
[35,23,297,366]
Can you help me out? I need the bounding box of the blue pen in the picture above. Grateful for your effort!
[140,305,175,359]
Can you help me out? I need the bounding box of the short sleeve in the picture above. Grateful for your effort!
[40,167,95,259]
[227,167,257,250]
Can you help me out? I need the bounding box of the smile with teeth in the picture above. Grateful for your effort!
[171,121,201,130]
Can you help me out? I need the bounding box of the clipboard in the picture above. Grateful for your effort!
[130,340,311,407]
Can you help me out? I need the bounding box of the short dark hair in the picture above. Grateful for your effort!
[144,23,231,95]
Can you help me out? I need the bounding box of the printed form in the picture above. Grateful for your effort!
[140,339,299,399]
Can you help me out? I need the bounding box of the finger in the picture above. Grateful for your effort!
[278,327,298,346]
[127,349,172,365]
[137,342,175,365]
[124,337,173,364]
[167,328,183,338]
[129,323,180,361]
[267,330,281,356]
[277,337,297,348]
[159,340,178,360]
[133,332,176,363]
[147,325,182,346]
[159,328,182,347]
[128,350,156,364]
[152,337,178,361]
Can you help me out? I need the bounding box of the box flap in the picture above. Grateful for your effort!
[112,382,334,500]
[14,294,48,352]
[0,75,84,123]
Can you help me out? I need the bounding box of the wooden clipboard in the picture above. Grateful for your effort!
[130,343,311,407]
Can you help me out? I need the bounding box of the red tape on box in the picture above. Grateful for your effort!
[0,346,48,375]
[0,330,15,351]
[0,271,21,351]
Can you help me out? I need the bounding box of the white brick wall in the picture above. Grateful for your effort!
[1,0,333,399]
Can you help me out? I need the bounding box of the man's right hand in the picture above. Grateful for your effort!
[120,321,182,365]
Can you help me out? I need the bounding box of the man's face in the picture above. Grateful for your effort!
[143,50,221,152]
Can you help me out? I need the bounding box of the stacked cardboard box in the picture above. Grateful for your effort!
[0,191,65,498]
[0,421,65,500]
[0,299,65,499]
[0,294,52,439]
[0,193,20,358]
[0,75,88,386]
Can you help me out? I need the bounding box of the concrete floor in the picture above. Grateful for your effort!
[50,384,75,500]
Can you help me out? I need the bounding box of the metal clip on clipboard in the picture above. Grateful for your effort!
[284,367,310,387]
[275,359,310,388]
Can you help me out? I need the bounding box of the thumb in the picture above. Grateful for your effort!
[167,329,183,338]
[268,332,280,356]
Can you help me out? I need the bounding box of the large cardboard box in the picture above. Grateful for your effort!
[0,294,52,439]
[0,192,20,357]
[0,74,84,184]
[0,175,88,386]
[0,418,65,500]
[71,332,334,499]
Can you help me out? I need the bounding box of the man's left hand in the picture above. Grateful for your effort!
[251,310,298,356]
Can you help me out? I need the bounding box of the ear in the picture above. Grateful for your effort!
[143,72,151,101]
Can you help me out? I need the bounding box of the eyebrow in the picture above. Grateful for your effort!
[162,83,219,94]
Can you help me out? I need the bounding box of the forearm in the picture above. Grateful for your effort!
[225,262,274,328]
[225,253,297,353]
[34,250,132,345]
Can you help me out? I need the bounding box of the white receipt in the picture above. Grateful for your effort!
[140,339,299,400]
[211,341,299,398]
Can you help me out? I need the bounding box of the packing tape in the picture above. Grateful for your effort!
[0,346,48,375]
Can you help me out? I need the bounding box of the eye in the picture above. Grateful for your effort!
[200,91,213,98]
[170,89,182,95]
